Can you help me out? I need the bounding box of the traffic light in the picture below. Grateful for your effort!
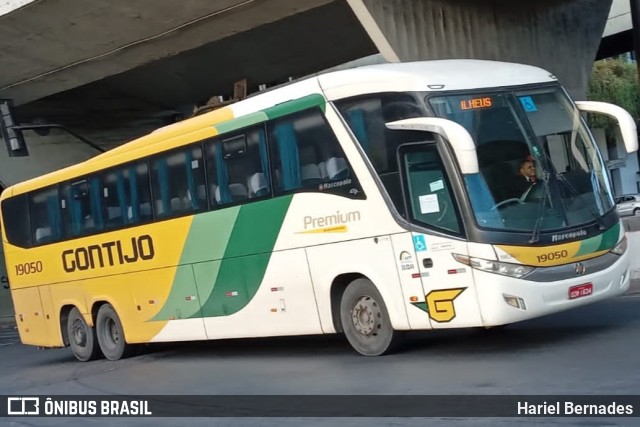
[0,99,28,157]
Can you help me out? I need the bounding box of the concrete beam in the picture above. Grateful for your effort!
[604,0,632,37]
[348,0,613,98]
[0,0,335,105]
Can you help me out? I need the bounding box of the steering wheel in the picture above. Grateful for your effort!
[491,198,524,211]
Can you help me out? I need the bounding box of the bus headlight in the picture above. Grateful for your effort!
[610,237,627,256]
[453,254,534,279]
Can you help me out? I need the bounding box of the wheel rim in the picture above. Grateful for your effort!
[102,317,119,350]
[635,210,640,216]
[71,319,87,348]
[351,296,382,336]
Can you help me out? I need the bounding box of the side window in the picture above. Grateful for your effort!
[62,177,104,237]
[103,162,152,229]
[29,187,62,244]
[337,93,423,174]
[151,146,206,219]
[1,193,30,247]
[206,126,271,206]
[400,145,462,235]
[268,108,364,198]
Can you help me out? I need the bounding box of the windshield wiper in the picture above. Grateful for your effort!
[529,172,551,244]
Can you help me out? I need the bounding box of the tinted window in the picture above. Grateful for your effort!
[151,146,206,218]
[1,193,30,247]
[337,93,424,174]
[206,126,271,206]
[30,187,62,244]
[62,177,104,237]
[268,108,364,199]
[103,162,152,229]
[337,94,427,213]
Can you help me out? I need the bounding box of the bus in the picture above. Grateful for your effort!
[0,60,637,360]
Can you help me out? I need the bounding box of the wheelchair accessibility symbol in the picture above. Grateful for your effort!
[413,235,427,252]
[519,96,538,112]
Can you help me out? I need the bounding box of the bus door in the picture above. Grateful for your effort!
[397,142,484,329]
[410,233,483,329]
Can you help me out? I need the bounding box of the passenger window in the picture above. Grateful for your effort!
[62,177,104,237]
[205,126,271,206]
[29,186,62,244]
[268,108,364,199]
[337,94,423,174]
[103,162,152,228]
[151,147,206,219]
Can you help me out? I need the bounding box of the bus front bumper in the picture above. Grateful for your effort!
[473,250,630,327]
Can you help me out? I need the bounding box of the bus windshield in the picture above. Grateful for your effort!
[428,88,614,233]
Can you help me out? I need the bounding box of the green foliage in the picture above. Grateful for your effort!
[587,59,640,135]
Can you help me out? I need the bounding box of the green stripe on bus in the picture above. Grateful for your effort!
[575,222,620,256]
[596,222,621,251]
[149,208,240,321]
[198,196,293,317]
[263,94,326,120]
[214,112,269,135]
[179,207,240,264]
[574,234,602,257]
[151,265,202,320]
[151,197,292,321]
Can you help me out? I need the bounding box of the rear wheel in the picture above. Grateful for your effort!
[96,304,136,360]
[634,208,640,217]
[67,307,101,362]
[340,278,401,356]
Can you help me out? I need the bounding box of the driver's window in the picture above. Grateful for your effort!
[402,146,462,234]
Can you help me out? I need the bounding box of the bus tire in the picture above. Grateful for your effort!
[67,307,101,362]
[340,278,400,356]
[96,304,135,361]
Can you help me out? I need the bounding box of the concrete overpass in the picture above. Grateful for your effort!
[598,0,634,59]
[0,0,614,187]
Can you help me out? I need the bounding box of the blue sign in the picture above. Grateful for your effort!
[413,235,427,252]
[519,96,538,112]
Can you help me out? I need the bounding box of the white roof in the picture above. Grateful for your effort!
[318,60,557,100]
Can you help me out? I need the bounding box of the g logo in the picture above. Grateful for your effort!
[426,288,466,322]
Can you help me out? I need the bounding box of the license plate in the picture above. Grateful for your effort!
[568,283,593,300]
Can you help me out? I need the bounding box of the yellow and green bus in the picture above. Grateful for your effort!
[1,60,637,361]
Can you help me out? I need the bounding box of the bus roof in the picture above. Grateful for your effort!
[3,60,557,198]
[318,60,557,100]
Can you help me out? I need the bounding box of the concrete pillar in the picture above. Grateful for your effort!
[347,0,613,99]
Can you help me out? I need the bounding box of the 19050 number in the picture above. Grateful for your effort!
[15,261,43,276]
[536,250,569,263]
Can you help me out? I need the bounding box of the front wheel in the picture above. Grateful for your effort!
[340,278,401,356]
[95,304,136,360]
[634,208,640,217]
[67,307,101,362]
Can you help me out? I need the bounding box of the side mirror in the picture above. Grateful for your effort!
[385,117,479,174]
[575,101,638,154]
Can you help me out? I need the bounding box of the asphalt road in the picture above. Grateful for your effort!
[1,292,639,427]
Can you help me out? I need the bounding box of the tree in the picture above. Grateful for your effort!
[587,58,640,134]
